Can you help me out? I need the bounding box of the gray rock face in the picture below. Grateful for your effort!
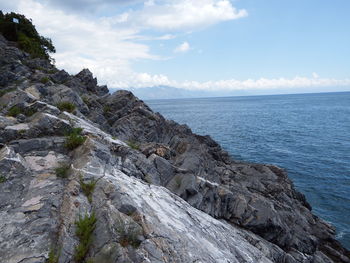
[0,32,349,263]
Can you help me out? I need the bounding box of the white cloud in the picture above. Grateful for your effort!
[12,0,158,86]
[123,74,350,92]
[3,0,349,95]
[112,0,248,31]
[174,42,190,53]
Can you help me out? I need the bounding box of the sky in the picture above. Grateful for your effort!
[1,0,350,97]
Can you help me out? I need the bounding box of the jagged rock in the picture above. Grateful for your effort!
[44,84,89,114]
[51,69,70,84]
[75,68,108,96]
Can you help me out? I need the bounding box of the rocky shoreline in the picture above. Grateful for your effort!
[0,34,349,262]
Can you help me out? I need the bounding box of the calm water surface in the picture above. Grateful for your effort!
[147,92,350,249]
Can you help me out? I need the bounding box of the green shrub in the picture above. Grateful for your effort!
[55,163,70,178]
[0,12,55,60]
[47,248,59,263]
[74,213,97,263]
[81,96,89,105]
[103,105,111,113]
[24,108,37,117]
[7,106,21,117]
[7,105,37,117]
[56,101,76,113]
[0,175,6,183]
[64,128,86,150]
[40,76,50,84]
[47,69,57,74]
[79,176,96,203]
[115,218,142,248]
[127,140,140,150]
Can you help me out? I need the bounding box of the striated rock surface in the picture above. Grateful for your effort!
[0,34,349,263]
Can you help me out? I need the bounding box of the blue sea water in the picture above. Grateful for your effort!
[147,91,350,250]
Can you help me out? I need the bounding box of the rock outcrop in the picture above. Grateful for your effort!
[0,34,349,263]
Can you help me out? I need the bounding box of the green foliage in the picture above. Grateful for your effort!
[103,105,111,113]
[81,96,90,105]
[0,175,6,183]
[74,213,97,263]
[47,69,57,74]
[115,218,142,248]
[0,12,55,60]
[47,248,59,263]
[79,176,96,203]
[24,107,37,117]
[40,76,50,84]
[127,140,140,150]
[55,163,70,178]
[56,101,76,113]
[64,128,86,150]
[7,105,37,117]
[7,105,21,117]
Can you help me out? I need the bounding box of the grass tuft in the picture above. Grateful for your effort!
[126,140,140,150]
[6,105,37,117]
[46,248,59,263]
[0,175,7,183]
[7,106,21,117]
[79,176,96,203]
[64,128,86,150]
[56,101,76,113]
[81,96,90,105]
[74,213,97,263]
[103,105,111,114]
[55,163,70,178]
[40,76,50,84]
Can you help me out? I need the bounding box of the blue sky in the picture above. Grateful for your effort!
[1,0,350,96]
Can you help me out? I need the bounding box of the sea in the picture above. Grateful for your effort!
[147,91,350,250]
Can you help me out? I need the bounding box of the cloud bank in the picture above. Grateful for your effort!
[1,0,349,95]
[111,0,247,31]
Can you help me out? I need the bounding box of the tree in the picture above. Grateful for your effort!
[0,12,55,61]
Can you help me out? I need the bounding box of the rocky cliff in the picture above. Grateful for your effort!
[0,34,349,263]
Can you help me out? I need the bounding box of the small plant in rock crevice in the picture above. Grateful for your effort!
[56,101,76,113]
[115,218,142,248]
[79,176,96,203]
[81,96,90,105]
[74,212,97,263]
[7,105,21,117]
[0,174,7,183]
[103,105,111,114]
[126,140,140,150]
[24,108,37,117]
[40,76,50,84]
[64,128,87,150]
[46,248,60,263]
[6,105,37,117]
[55,163,70,178]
